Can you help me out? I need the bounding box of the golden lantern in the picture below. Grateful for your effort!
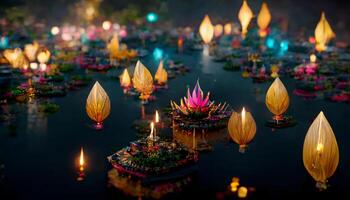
[238,0,253,38]
[224,23,232,35]
[228,107,256,153]
[310,54,317,63]
[154,60,168,85]
[314,12,335,52]
[303,111,339,190]
[132,60,154,101]
[257,2,271,38]
[107,34,119,59]
[86,81,111,129]
[199,15,214,44]
[37,49,50,64]
[4,48,28,69]
[265,77,289,119]
[214,24,224,38]
[119,68,132,88]
[24,42,39,62]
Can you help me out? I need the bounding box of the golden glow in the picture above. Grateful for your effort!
[224,23,232,35]
[303,111,339,189]
[214,24,223,37]
[86,81,111,124]
[257,2,271,38]
[155,110,160,123]
[238,0,253,37]
[238,186,248,198]
[315,12,335,52]
[30,62,38,70]
[154,60,168,85]
[37,50,50,64]
[102,21,112,30]
[119,68,132,88]
[132,60,154,100]
[199,15,214,44]
[230,177,240,192]
[265,77,289,116]
[310,54,317,63]
[24,42,39,61]
[51,26,60,35]
[4,48,28,69]
[39,63,47,72]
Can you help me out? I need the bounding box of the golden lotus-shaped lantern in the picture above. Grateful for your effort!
[199,15,214,44]
[214,24,223,38]
[107,34,120,59]
[303,111,339,190]
[4,48,28,69]
[154,60,168,85]
[119,68,132,88]
[238,0,253,38]
[132,60,154,101]
[228,107,256,153]
[86,81,111,129]
[257,2,271,38]
[24,42,39,62]
[314,12,335,52]
[37,49,50,64]
[265,77,289,119]
[224,23,232,35]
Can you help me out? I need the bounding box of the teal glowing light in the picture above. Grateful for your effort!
[266,37,275,49]
[146,12,158,23]
[0,36,9,49]
[153,48,163,60]
[280,40,289,52]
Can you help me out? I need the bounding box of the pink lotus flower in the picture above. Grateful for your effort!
[171,81,228,118]
[183,81,210,112]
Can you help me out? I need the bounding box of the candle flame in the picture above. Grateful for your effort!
[155,110,160,123]
[80,147,84,167]
[149,122,154,139]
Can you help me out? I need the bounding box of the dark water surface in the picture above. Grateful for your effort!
[1,48,350,199]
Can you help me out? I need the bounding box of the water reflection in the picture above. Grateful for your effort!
[27,100,47,133]
[107,169,193,199]
[173,126,227,152]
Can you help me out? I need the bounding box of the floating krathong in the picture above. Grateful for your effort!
[257,2,271,38]
[24,42,39,62]
[171,81,231,130]
[108,138,198,179]
[238,0,253,38]
[154,60,168,86]
[303,111,339,190]
[4,48,28,69]
[119,68,132,89]
[314,12,335,52]
[37,49,50,64]
[265,78,295,128]
[132,60,154,101]
[228,107,256,153]
[86,81,111,129]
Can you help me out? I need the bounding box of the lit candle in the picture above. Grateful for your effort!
[241,107,246,133]
[79,148,84,171]
[77,147,85,181]
[155,110,160,123]
[149,122,154,140]
[238,186,248,198]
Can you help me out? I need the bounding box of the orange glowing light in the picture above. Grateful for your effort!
[119,68,132,88]
[238,0,253,38]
